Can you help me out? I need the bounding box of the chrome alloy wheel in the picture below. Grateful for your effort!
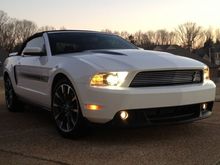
[52,84,80,133]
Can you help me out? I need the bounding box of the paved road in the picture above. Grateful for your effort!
[0,92,220,165]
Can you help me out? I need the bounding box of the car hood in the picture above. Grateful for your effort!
[68,49,205,71]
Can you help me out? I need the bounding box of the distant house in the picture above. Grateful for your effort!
[0,48,8,77]
[211,45,220,80]
[153,45,219,82]
[196,45,220,67]
[154,45,180,51]
[212,45,220,66]
[195,43,220,80]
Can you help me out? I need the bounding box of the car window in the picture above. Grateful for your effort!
[22,37,46,55]
[26,37,45,48]
[48,32,137,55]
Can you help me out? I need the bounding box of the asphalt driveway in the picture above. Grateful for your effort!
[0,85,220,165]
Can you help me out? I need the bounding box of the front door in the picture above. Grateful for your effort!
[15,36,51,106]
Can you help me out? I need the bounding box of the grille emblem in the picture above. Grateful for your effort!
[192,71,201,82]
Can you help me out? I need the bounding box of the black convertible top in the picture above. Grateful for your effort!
[18,30,108,54]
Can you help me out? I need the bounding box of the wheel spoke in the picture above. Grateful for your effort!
[71,108,78,113]
[60,120,65,130]
[70,115,76,126]
[61,85,69,99]
[61,85,64,94]
[71,96,76,102]
[66,123,70,130]
[66,115,72,130]
[67,86,71,95]
[55,92,65,103]
[53,103,60,108]
[67,112,76,127]
[61,85,66,99]
[54,111,63,120]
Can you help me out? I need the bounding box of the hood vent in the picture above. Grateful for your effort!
[90,50,127,56]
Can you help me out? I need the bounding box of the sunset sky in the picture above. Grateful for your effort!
[0,0,219,32]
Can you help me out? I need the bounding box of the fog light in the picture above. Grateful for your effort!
[202,103,207,110]
[85,104,102,111]
[120,111,129,120]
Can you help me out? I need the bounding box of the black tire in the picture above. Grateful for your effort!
[52,78,86,138]
[4,76,23,112]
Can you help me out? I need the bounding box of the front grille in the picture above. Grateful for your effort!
[130,70,203,87]
[139,104,200,123]
[112,102,213,126]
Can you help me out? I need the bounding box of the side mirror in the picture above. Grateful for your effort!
[138,47,144,50]
[23,47,46,56]
[9,52,18,57]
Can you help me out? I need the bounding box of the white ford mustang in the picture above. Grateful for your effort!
[3,30,216,138]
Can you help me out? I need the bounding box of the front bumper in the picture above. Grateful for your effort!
[111,102,213,126]
[78,80,216,123]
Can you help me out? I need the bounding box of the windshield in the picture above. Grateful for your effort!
[48,32,137,55]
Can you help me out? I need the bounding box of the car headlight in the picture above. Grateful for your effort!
[204,66,210,80]
[90,72,128,87]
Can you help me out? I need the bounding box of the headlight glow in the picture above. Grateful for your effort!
[90,72,128,87]
[204,66,210,80]
[106,74,119,86]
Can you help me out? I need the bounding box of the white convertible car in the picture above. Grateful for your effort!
[3,30,216,138]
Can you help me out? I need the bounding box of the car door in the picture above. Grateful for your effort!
[15,36,51,106]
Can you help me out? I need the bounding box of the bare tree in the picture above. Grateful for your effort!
[0,20,18,52]
[215,29,220,42]
[134,31,143,46]
[0,11,9,49]
[0,17,38,52]
[140,33,154,49]
[101,29,113,34]
[59,26,67,30]
[38,26,56,32]
[155,29,170,45]
[175,22,203,50]
[0,10,9,29]
[113,31,120,36]
[146,31,157,44]
[132,31,154,49]
[197,28,215,50]
[167,31,176,45]
[128,35,135,44]
[2,10,220,54]
[120,31,130,40]
[205,28,214,41]
[16,20,37,43]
